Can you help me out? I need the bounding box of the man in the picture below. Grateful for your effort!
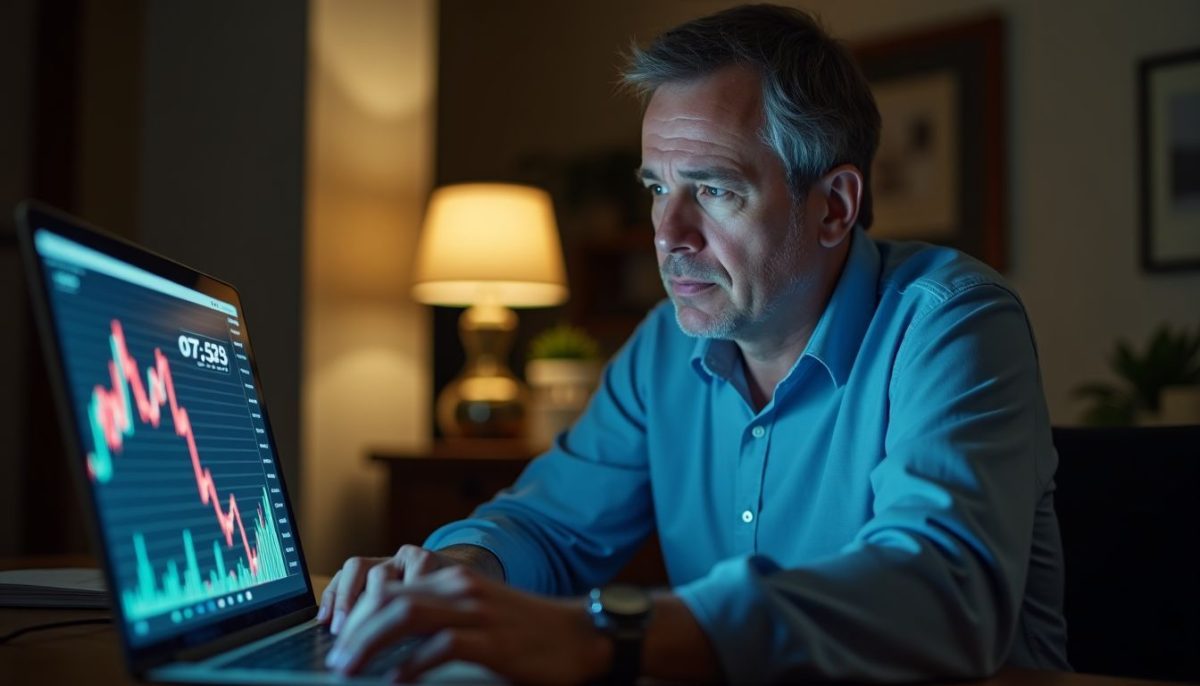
[320,5,1070,683]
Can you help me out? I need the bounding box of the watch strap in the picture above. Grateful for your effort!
[588,585,651,685]
[607,628,644,684]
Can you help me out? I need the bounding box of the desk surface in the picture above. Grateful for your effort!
[0,564,1172,686]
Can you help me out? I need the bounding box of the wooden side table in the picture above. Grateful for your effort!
[370,439,667,586]
[371,439,532,554]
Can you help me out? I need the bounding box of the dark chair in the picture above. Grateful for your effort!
[1051,425,1200,683]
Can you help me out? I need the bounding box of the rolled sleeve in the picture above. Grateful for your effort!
[425,309,663,595]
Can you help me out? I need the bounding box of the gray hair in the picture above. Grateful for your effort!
[622,4,881,230]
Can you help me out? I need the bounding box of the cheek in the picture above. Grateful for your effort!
[649,196,667,224]
[734,241,785,297]
[704,238,745,283]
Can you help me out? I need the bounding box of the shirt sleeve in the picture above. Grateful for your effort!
[423,312,658,595]
[675,284,1056,683]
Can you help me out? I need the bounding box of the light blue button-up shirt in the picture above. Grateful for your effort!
[426,228,1070,682]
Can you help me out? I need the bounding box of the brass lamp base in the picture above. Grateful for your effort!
[436,302,529,439]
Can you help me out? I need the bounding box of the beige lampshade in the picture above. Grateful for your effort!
[412,183,568,307]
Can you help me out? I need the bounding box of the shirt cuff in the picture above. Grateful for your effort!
[423,517,551,593]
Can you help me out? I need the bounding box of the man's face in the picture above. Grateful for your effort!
[640,65,819,343]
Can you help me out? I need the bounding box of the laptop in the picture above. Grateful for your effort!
[16,201,496,684]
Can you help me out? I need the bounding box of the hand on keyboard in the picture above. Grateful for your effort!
[319,545,462,635]
[324,565,611,685]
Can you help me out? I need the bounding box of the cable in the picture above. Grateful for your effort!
[0,617,112,644]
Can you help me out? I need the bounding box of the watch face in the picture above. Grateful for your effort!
[598,585,651,617]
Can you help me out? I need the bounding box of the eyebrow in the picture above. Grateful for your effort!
[636,166,751,193]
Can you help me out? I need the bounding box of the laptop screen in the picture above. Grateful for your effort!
[28,223,311,650]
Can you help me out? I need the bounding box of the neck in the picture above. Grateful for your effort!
[736,244,850,411]
[738,324,814,411]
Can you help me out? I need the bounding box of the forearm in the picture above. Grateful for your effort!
[435,544,505,583]
[643,593,722,682]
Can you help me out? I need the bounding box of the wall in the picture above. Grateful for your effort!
[437,0,1200,424]
[76,0,142,236]
[303,0,436,574]
[0,0,37,555]
[138,0,308,498]
[0,0,142,556]
[0,0,35,219]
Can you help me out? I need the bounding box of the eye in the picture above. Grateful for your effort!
[698,185,731,199]
[646,183,667,196]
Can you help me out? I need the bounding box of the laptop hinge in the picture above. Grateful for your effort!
[173,607,315,663]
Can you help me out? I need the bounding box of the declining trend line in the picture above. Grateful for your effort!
[87,319,261,576]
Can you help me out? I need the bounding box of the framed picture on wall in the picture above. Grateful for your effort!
[1140,48,1200,272]
[854,15,1007,271]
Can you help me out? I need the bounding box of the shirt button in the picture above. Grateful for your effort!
[751,426,766,439]
[741,510,754,523]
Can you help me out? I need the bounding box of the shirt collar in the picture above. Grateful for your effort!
[691,335,738,380]
[689,227,880,389]
[802,227,880,388]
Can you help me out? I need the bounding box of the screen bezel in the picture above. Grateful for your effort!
[15,200,317,673]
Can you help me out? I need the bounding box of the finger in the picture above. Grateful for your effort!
[328,596,482,675]
[335,581,390,647]
[424,564,489,599]
[366,558,402,595]
[331,557,374,634]
[392,628,492,683]
[397,546,444,584]
[337,567,490,657]
[340,572,442,645]
[317,570,341,623]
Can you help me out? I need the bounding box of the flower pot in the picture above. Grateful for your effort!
[525,359,602,450]
[1139,385,1200,426]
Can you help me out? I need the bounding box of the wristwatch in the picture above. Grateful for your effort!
[587,584,653,684]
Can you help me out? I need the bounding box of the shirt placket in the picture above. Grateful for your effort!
[735,416,770,553]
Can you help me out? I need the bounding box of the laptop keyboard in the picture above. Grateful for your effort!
[220,623,417,675]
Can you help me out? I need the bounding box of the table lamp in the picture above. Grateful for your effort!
[412,183,569,438]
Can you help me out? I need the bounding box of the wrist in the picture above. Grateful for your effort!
[642,594,722,682]
[434,544,505,581]
[582,608,615,682]
[586,585,653,684]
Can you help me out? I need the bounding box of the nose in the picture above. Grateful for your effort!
[654,195,704,255]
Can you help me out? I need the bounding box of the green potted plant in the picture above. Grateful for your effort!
[1074,321,1200,426]
[525,324,603,448]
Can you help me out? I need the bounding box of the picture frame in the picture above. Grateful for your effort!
[854,15,1007,271]
[1140,47,1200,272]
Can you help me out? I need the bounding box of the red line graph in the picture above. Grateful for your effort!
[91,319,260,575]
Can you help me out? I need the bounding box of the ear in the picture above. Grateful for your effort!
[810,164,863,248]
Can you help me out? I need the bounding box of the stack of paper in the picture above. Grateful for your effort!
[0,568,109,609]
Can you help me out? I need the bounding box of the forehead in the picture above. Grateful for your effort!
[642,65,769,167]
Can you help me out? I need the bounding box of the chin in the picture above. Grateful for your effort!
[672,302,736,339]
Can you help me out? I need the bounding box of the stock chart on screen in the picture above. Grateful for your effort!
[35,231,306,645]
